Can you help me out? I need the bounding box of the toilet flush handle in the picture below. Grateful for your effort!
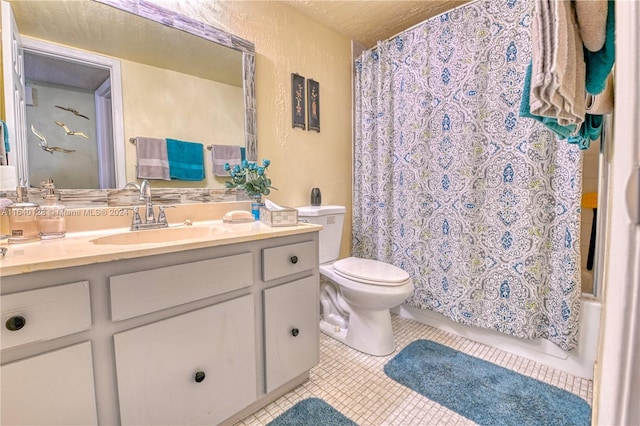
[194,371,206,383]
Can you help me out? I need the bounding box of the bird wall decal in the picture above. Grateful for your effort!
[54,105,90,120]
[31,125,76,154]
[54,121,89,139]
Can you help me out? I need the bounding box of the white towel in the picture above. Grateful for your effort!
[530,0,554,116]
[553,0,586,126]
[575,0,608,52]
[530,0,585,127]
[211,145,242,177]
[136,137,170,180]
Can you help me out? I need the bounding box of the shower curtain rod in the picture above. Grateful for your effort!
[381,0,481,45]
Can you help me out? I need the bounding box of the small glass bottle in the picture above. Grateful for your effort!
[37,178,66,240]
[7,185,40,243]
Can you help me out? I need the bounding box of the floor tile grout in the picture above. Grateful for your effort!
[236,314,593,425]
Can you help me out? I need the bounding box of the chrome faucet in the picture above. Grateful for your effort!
[124,180,173,230]
[139,179,155,224]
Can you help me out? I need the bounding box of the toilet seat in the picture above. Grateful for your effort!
[332,257,410,286]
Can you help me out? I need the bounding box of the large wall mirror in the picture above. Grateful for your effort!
[3,0,256,192]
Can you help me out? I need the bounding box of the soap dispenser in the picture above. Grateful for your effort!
[7,184,40,243]
[38,178,66,240]
[310,187,322,206]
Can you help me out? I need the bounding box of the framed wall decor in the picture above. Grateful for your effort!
[307,79,320,132]
[291,73,306,129]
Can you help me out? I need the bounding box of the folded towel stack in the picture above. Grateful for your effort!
[520,0,615,150]
[520,62,577,139]
[211,144,242,176]
[529,0,585,128]
[136,137,170,180]
[166,138,205,181]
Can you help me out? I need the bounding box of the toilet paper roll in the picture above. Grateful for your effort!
[0,165,17,191]
[586,73,614,115]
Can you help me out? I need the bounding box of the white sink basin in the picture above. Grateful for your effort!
[90,226,225,245]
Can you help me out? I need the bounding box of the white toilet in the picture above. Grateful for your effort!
[297,205,414,356]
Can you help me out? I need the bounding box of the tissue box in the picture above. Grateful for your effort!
[260,206,298,227]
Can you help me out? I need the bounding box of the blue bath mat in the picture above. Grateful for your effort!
[267,398,357,426]
[384,340,591,426]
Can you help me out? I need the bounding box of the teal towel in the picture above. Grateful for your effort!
[568,114,603,150]
[166,138,205,181]
[519,61,577,139]
[585,1,615,95]
[1,120,9,153]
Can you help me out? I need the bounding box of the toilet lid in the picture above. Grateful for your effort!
[333,257,410,286]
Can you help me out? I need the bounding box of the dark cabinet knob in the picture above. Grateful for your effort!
[194,371,206,383]
[290,255,298,264]
[291,328,299,337]
[6,315,26,331]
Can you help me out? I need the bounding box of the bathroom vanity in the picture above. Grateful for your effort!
[0,219,321,425]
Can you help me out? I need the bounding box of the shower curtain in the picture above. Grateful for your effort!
[353,0,583,350]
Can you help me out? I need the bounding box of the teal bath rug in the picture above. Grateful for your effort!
[267,398,357,426]
[384,340,591,426]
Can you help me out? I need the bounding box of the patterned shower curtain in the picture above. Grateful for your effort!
[353,0,583,350]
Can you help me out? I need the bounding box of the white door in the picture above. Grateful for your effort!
[595,1,640,425]
[1,0,28,183]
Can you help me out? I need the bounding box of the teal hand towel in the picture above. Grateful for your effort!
[568,114,603,150]
[519,61,577,139]
[166,138,205,181]
[1,120,9,154]
[585,1,615,95]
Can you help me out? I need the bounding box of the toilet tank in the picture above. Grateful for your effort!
[297,205,346,264]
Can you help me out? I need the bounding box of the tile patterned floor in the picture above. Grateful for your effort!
[236,314,593,425]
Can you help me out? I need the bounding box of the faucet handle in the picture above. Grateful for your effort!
[129,206,142,229]
[157,205,175,225]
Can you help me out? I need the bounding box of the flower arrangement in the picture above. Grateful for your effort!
[224,159,276,198]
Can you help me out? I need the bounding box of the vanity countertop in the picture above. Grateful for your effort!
[0,221,322,277]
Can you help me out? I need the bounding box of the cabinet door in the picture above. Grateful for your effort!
[264,276,319,392]
[114,295,256,426]
[1,342,98,425]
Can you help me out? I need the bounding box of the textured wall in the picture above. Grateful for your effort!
[150,1,355,258]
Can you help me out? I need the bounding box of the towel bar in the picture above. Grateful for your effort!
[130,138,211,151]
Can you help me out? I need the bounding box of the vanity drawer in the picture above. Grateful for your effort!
[0,281,92,351]
[110,252,253,321]
[262,240,316,281]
